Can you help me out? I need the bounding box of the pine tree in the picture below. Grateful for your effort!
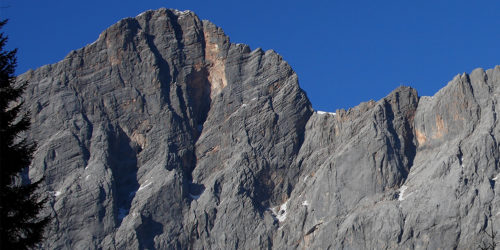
[0,20,49,249]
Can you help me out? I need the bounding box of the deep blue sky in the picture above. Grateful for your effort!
[1,0,499,111]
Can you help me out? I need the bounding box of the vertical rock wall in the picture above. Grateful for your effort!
[18,7,500,250]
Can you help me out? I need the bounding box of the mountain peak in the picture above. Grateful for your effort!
[19,8,500,249]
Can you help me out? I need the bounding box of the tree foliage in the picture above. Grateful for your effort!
[0,19,49,249]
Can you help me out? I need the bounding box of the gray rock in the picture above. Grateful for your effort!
[18,7,500,250]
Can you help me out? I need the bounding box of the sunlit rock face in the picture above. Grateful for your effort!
[19,8,500,249]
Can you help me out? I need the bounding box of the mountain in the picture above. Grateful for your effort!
[17,8,500,249]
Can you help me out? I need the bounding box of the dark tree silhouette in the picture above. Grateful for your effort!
[0,20,49,249]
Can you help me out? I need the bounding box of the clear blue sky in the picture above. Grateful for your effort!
[1,0,499,111]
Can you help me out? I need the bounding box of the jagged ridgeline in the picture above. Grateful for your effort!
[18,8,500,249]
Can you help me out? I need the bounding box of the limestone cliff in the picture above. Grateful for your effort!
[18,8,500,249]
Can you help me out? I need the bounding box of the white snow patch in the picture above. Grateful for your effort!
[493,173,500,181]
[87,40,98,47]
[303,175,308,182]
[136,11,147,18]
[138,181,152,192]
[270,200,289,222]
[398,185,408,201]
[54,191,62,197]
[241,104,247,108]
[251,97,257,101]
[461,157,464,168]
[302,200,309,206]
[172,9,192,16]
[316,110,336,115]
[85,174,91,180]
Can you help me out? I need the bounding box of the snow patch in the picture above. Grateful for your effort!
[85,174,91,180]
[172,9,192,16]
[241,104,247,108]
[302,200,309,206]
[87,40,98,47]
[136,11,147,18]
[316,110,336,115]
[398,185,408,201]
[52,191,62,197]
[138,181,152,192]
[493,173,500,181]
[270,200,289,222]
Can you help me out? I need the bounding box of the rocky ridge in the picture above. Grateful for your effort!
[18,8,500,249]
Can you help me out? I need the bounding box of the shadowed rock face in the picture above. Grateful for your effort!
[18,8,500,249]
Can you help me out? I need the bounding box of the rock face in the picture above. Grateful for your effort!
[17,8,500,249]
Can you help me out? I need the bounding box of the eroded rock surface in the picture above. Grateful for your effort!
[19,8,500,249]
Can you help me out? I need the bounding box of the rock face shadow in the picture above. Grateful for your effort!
[188,182,205,200]
[108,125,140,226]
[136,214,164,249]
[186,67,212,131]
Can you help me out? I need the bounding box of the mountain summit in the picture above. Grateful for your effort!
[18,8,500,249]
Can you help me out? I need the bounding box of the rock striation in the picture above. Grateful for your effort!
[17,8,500,249]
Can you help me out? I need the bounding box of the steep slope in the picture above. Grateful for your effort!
[20,9,311,249]
[270,67,500,249]
[18,8,500,249]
